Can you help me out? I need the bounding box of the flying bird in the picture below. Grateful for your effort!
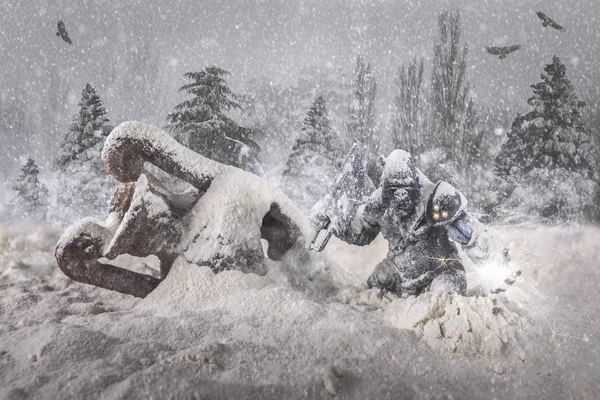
[536,11,565,32]
[56,21,72,44]
[484,45,521,59]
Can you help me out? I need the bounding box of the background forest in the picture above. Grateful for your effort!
[1,3,599,226]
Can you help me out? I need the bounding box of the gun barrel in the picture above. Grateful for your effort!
[309,225,336,252]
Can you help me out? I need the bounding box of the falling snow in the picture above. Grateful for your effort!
[1,1,600,399]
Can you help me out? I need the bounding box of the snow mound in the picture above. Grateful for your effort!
[137,255,334,317]
[0,226,62,283]
[137,259,276,315]
[337,286,395,310]
[384,291,538,357]
[141,256,538,360]
[2,225,598,399]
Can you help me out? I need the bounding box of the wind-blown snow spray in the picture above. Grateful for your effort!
[466,248,524,297]
[469,241,592,344]
[471,261,521,294]
[466,242,549,310]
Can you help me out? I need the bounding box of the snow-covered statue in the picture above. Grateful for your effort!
[310,147,513,297]
[55,121,326,298]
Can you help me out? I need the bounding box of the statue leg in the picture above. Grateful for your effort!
[367,257,401,294]
[55,178,183,298]
[55,221,161,298]
[429,264,467,295]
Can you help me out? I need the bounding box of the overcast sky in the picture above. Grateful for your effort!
[1,0,600,183]
[2,1,599,94]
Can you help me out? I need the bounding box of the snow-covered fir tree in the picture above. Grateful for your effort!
[282,96,342,212]
[496,56,597,177]
[166,66,262,175]
[495,56,599,221]
[55,84,117,223]
[9,157,49,221]
[300,96,336,146]
[55,83,112,171]
[297,65,351,137]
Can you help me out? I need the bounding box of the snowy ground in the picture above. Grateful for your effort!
[0,224,599,399]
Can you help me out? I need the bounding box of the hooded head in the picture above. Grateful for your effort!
[425,181,467,226]
[380,150,420,216]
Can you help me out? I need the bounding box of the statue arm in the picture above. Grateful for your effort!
[446,213,507,264]
[336,189,384,246]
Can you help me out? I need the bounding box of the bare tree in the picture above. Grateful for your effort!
[391,57,425,156]
[0,91,33,163]
[119,36,162,122]
[453,97,484,179]
[347,54,378,156]
[430,10,476,149]
[97,53,118,95]
[428,10,480,176]
[347,55,380,185]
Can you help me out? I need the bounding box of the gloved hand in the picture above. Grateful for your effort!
[309,198,331,232]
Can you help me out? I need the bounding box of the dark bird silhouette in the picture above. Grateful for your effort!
[56,21,72,44]
[536,11,565,32]
[484,45,521,59]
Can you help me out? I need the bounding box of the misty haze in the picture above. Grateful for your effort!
[1,1,599,399]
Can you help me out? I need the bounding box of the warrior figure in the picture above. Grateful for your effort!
[311,149,502,297]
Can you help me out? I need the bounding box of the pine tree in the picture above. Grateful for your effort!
[55,83,111,171]
[10,158,49,220]
[166,66,261,174]
[495,56,599,221]
[302,96,334,145]
[55,84,117,223]
[496,56,597,177]
[282,96,342,212]
[297,65,351,134]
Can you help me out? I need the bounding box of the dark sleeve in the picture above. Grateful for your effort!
[336,189,384,246]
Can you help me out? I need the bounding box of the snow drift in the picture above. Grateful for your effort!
[1,225,599,399]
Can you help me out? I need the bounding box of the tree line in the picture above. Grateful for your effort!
[4,9,599,225]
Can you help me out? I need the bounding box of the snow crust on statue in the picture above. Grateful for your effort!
[336,149,494,297]
[55,121,334,298]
